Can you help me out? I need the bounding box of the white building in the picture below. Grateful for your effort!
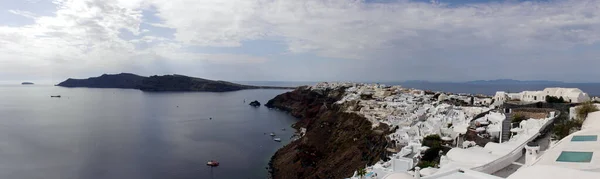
[494,88,591,103]
[416,111,600,179]
[542,88,591,103]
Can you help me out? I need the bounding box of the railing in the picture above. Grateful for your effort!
[470,111,559,174]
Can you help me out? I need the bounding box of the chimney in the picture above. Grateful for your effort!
[525,144,540,166]
[414,167,421,179]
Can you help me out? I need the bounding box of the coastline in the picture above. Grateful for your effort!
[265,86,392,179]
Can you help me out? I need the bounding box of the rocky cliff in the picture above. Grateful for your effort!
[266,86,392,179]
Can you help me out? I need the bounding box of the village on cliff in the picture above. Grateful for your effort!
[301,82,599,179]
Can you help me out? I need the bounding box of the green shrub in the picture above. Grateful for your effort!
[576,102,599,120]
[546,95,566,103]
[417,160,437,168]
[419,135,444,167]
[552,118,584,140]
[512,113,527,123]
[422,134,442,148]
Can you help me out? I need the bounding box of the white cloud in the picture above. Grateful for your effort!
[145,0,600,59]
[0,0,269,81]
[149,0,268,47]
[2,0,600,82]
[8,10,37,19]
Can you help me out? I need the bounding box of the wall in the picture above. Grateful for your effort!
[470,110,558,174]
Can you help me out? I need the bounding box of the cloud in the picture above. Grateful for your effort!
[2,0,600,82]
[8,10,37,19]
[0,0,269,82]
[140,0,600,61]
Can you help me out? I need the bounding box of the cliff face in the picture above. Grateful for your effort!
[266,87,391,179]
[57,73,293,92]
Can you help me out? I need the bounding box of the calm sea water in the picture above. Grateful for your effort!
[0,85,296,179]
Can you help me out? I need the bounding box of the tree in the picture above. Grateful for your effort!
[420,134,444,167]
[546,95,566,103]
[357,168,367,179]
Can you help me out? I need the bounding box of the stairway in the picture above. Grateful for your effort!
[501,113,512,143]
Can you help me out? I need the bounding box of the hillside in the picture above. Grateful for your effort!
[265,87,391,179]
[57,73,146,89]
[57,73,293,92]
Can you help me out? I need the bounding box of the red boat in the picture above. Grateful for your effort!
[207,160,219,167]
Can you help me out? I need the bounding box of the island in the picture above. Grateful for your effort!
[249,100,261,107]
[56,73,294,92]
[21,82,34,85]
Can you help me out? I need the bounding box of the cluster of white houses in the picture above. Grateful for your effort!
[304,83,598,179]
[494,88,591,104]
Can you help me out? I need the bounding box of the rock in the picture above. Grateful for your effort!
[267,87,391,179]
[249,100,261,107]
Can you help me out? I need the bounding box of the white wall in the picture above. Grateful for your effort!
[392,157,414,172]
[569,104,600,120]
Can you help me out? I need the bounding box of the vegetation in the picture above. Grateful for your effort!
[418,134,444,168]
[357,168,367,179]
[552,103,597,140]
[511,113,527,123]
[422,134,442,148]
[552,117,583,140]
[575,102,599,120]
[546,95,566,103]
[417,160,437,168]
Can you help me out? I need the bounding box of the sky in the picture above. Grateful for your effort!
[1,0,600,84]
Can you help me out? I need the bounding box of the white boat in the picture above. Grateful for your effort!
[269,132,276,136]
[273,138,281,142]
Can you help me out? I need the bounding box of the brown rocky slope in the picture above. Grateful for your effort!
[266,86,392,179]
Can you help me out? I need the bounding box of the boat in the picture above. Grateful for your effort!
[269,132,276,136]
[273,138,281,142]
[50,95,61,98]
[281,128,286,131]
[207,160,219,167]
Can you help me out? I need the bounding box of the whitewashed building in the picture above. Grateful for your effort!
[494,88,591,103]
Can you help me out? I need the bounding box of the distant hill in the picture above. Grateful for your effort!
[58,73,146,88]
[465,79,564,85]
[57,73,293,92]
[401,79,565,85]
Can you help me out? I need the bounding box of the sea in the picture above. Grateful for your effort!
[1,82,599,179]
[0,85,297,179]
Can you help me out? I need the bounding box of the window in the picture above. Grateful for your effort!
[571,135,597,142]
[556,151,593,163]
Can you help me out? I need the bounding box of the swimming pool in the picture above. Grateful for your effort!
[556,151,593,163]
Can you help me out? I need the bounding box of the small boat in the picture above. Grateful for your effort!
[281,128,286,131]
[207,160,219,167]
[273,138,281,142]
[50,95,61,98]
[269,132,276,136]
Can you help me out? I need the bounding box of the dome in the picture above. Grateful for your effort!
[383,172,414,179]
